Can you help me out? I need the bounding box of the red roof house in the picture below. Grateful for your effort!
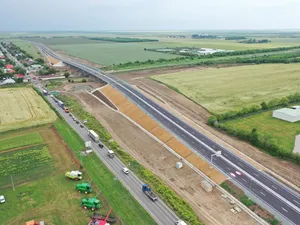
[8,69,16,73]
[15,74,24,78]
[6,64,14,69]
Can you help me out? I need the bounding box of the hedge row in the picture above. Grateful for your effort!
[56,94,202,225]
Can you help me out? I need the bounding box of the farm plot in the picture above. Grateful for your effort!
[0,132,43,152]
[0,126,94,225]
[10,39,40,59]
[152,64,300,113]
[0,88,57,132]
[50,42,178,66]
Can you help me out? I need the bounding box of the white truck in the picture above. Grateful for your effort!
[107,150,115,158]
[88,130,99,142]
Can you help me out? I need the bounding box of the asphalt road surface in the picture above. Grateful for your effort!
[36,43,300,225]
[33,82,180,225]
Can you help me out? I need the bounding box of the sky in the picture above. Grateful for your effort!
[1,0,300,31]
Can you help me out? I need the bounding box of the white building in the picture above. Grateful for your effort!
[0,78,16,85]
[272,108,300,123]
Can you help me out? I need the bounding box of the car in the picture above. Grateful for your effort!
[80,124,84,128]
[122,167,129,174]
[98,143,104,148]
[76,120,80,124]
[235,171,242,176]
[230,172,236,177]
[0,195,5,204]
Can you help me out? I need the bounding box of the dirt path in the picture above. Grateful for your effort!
[74,92,258,225]
[115,69,300,188]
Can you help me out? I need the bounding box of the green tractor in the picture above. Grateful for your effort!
[76,182,93,194]
[65,170,82,181]
[81,191,101,211]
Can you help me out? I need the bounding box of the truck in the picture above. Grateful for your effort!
[76,182,93,194]
[107,150,114,159]
[42,89,48,95]
[89,130,99,142]
[58,100,65,109]
[65,170,83,180]
[142,184,158,202]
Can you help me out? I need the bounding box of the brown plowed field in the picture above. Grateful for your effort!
[74,91,258,225]
[115,68,300,188]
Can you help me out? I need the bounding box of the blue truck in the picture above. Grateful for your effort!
[142,184,158,202]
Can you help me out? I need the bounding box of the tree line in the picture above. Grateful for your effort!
[89,37,159,43]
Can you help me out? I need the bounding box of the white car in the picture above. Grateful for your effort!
[122,167,129,174]
[175,220,187,225]
[0,195,6,204]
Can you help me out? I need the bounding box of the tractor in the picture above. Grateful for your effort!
[76,182,93,194]
[81,191,101,211]
[65,170,82,180]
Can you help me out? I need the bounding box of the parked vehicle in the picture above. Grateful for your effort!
[142,184,158,202]
[65,170,82,180]
[0,195,5,203]
[81,192,101,211]
[76,182,93,194]
[88,130,99,142]
[98,143,103,148]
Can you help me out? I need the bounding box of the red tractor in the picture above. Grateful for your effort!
[88,208,116,225]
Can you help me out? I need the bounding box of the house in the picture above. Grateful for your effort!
[0,78,16,85]
[272,108,300,123]
[8,69,16,73]
[14,74,24,79]
[5,64,14,69]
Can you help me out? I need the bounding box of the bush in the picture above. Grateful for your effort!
[82,78,87,83]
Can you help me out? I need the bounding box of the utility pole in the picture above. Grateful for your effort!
[11,175,15,191]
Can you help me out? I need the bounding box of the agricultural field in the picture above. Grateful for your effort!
[10,39,41,58]
[152,64,300,113]
[0,87,57,132]
[223,111,300,152]
[0,126,93,225]
[50,42,178,66]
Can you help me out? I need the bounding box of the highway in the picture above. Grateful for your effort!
[33,82,180,225]
[36,43,300,225]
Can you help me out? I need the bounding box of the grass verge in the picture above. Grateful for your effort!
[56,94,203,225]
[53,119,157,225]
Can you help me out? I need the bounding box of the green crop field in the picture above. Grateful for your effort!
[0,145,52,176]
[10,39,41,58]
[0,132,44,152]
[152,64,300,113]
[223,111,300,152]
[50,42,178,66]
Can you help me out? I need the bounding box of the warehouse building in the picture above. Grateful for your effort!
[272,108,300,123]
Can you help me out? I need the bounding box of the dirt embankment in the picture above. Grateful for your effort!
[115,68,300,188]
[74,91,258,225]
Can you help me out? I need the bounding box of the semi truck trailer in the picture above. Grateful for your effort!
[88,130,99,142]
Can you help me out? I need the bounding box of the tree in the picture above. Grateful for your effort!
[14,66,26,75]
[250,128,259,145]
[35,58,44,64]
[64,72,70,78]
[260,101,268,110]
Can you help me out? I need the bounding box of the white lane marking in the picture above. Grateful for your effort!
[293,200,300,205]
[282,207,288,213]
[272,185,278,190]
[253,173,259,177]
[242,178,247,182]
[237,162,243,167]
[226,167,231,170]
[260,192,266,196]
